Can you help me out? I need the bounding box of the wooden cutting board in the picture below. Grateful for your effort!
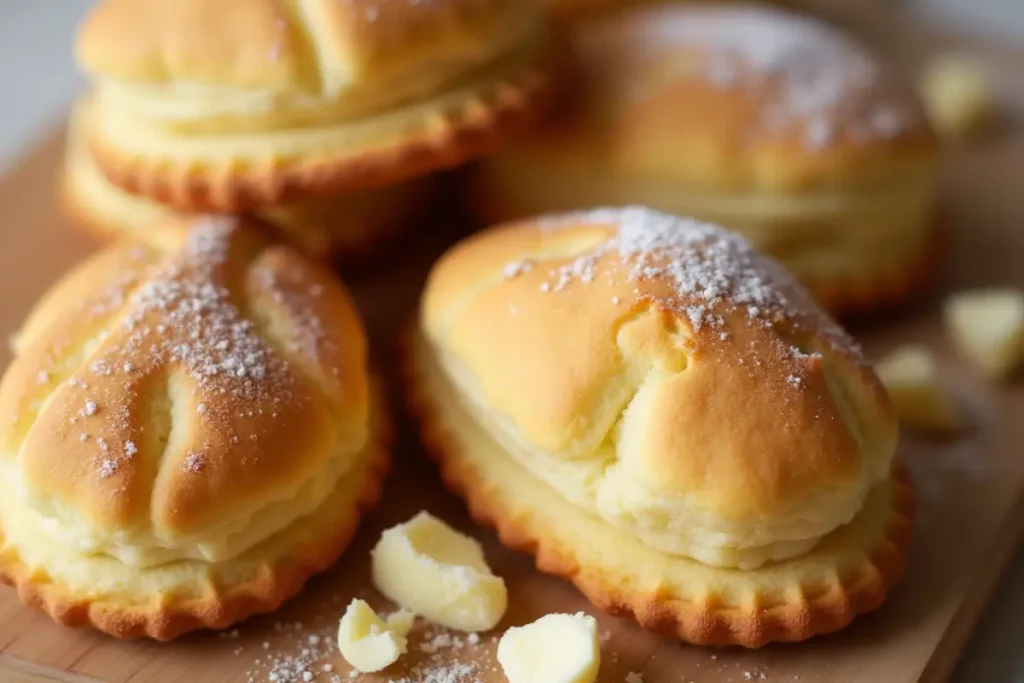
[1,4,1023,683]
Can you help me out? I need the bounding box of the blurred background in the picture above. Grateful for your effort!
[0,1,1022,682]
[0,0,1023,173]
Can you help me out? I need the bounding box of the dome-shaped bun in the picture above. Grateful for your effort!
[406,207,910,646]
[0,217,389,639]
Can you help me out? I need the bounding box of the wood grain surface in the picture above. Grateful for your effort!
[0,4,1023,683]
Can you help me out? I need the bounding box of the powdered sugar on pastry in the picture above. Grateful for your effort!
[580,6,918,149]
[533,207,862,361]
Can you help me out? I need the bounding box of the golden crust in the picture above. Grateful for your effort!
[61,100,434,261]
[0,404,390,641]
[87,41,558,211]
[1,222,367,537]
[543,0,793,17]
[468,4,940,312]
[419,209,897,550]
[78,0,534,92]
[401,335,913,647]
[481,5,938,190]
[77,0,562,211]
[469,189,946,317]
[0,218,389,638]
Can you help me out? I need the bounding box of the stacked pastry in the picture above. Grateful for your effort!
[469,4,941,314]
[0,0,562,638]
[64,0,559,259]
[1,0,922,649]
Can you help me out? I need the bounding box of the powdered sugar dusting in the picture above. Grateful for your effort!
[506,208,863,388]
[111,220,281,394]
[252,264,334,369]
[584,5,918,149]
[98,459,118,478]
[182,451,205,474]
[534,208,815,328]
[51,216,307,481]
[237,605,484,683]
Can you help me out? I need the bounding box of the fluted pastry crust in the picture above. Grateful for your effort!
[76,0,560,210]
[62,98,434,260]
[0,217,390,638]
[404,207,911,644]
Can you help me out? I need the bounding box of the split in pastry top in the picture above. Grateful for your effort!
[420,207,898,569]
[0,217,371,569]
[76,0,544,133]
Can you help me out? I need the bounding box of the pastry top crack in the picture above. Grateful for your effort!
[420,207,897,567]
[0,217,369,567]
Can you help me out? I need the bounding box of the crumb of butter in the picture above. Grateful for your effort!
[498,613,601,683]
[944,288,1024,380]
[875,345,963,432]
[336,599,415,673]
[371,511,507,632]
[920,53,993,138]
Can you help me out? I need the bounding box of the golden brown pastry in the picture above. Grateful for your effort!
[404,207,911,647]
[0,217,389,639]
[468,5,941,314]
[62,97,435,260]
[542,0,642,15]
[75,0,558,211]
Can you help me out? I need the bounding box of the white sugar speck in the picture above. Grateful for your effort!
[83,400,98,416]
[182,451,205,474]
[98,459,118,478]
[584,5,915,151]
[125,441,138,456]
[502,259,533,279]
[36,371,49,384]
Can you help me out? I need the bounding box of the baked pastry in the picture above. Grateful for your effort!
[468,5,941,314]
[404,207,911,647]
[63,97,434,260]
[543,0,792,16]
[0,217,389,639]
[542,0,640,16]
[74,0,558,212]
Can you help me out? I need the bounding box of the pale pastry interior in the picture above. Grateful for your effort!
[0,407,383,602]
[0,220,381,605]
[65,98,433,255]
[427,337,887,570]
[413,330,902,607]
[419,209,897,571]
